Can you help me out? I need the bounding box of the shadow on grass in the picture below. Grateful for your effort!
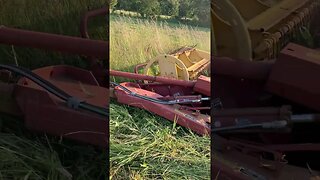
[0,114,107,180]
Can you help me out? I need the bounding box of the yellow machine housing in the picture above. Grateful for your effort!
[144,47,210,81]
[212,0,320,60]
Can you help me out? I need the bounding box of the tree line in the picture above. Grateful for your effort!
[110,0,210,26]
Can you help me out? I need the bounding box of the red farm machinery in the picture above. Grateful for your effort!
[0,7,108,148]
[109,47,211,136]
[212,0,320,179]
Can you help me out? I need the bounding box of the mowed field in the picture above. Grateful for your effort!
[0,1,107,180]
[110,14,210,179]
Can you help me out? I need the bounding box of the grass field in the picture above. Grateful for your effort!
[110,14,210,179]
[110,15,210,71]
[0,1,107,179]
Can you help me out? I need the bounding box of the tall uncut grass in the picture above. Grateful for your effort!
[110,14,210,179]
[0,0,106,69]
[0,1,107,179]
[110,15,210,71]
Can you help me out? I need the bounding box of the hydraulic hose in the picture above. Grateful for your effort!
[110,82,210,105]
[0,64,108,117]
[212,120,288,133]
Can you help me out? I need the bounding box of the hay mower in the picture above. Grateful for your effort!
[0,7,108,148]
[213,0,320,179]
[110,47,211,136]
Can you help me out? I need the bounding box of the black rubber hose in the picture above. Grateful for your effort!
[110,82,209,105]
[212,120,287,133]
[0,64,108,117]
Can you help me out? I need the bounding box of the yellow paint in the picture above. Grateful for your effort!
[212,0,318,60]
[143,48,210,80]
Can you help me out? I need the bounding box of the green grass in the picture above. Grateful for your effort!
[110,15,210,179]
[111,9,210,28]
[0,0,106,69]
[0,1,107,179]
[110,15,210,71]
[0,116,106,180]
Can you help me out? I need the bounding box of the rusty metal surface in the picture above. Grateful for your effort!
[0,26,108,59]
[266,43,320,111]
[80,7,108,39]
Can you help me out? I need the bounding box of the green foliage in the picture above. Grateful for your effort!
[178,0,195,19]
[116,0,140,12]
[110,0,118,10]
[192,0,211,25]
[293,25,314,48]
[137,0,161,18]
[160,0,180,17]
[114,0,210,26]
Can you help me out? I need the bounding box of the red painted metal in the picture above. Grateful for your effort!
[19,65,108,108]
[111,70,210,97]
[113,82,210,135]
[212,43,320,177]
[110,68,211,135]
[80,7,108,39]
[212,57,274,108]
[0,82,23,116]
[139,83,194,97]
[212,57,274,80]
[110,70,196,87]
[193,75,211,96]
[212,136,316,179]
[0,65,108,148]
[0,26,108,59]
[0,8,108,147]
[265,144,320,152]
[78,7,108,86]
[266,43,320,111]
[213,106,291,128]
[0,18,108,86]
